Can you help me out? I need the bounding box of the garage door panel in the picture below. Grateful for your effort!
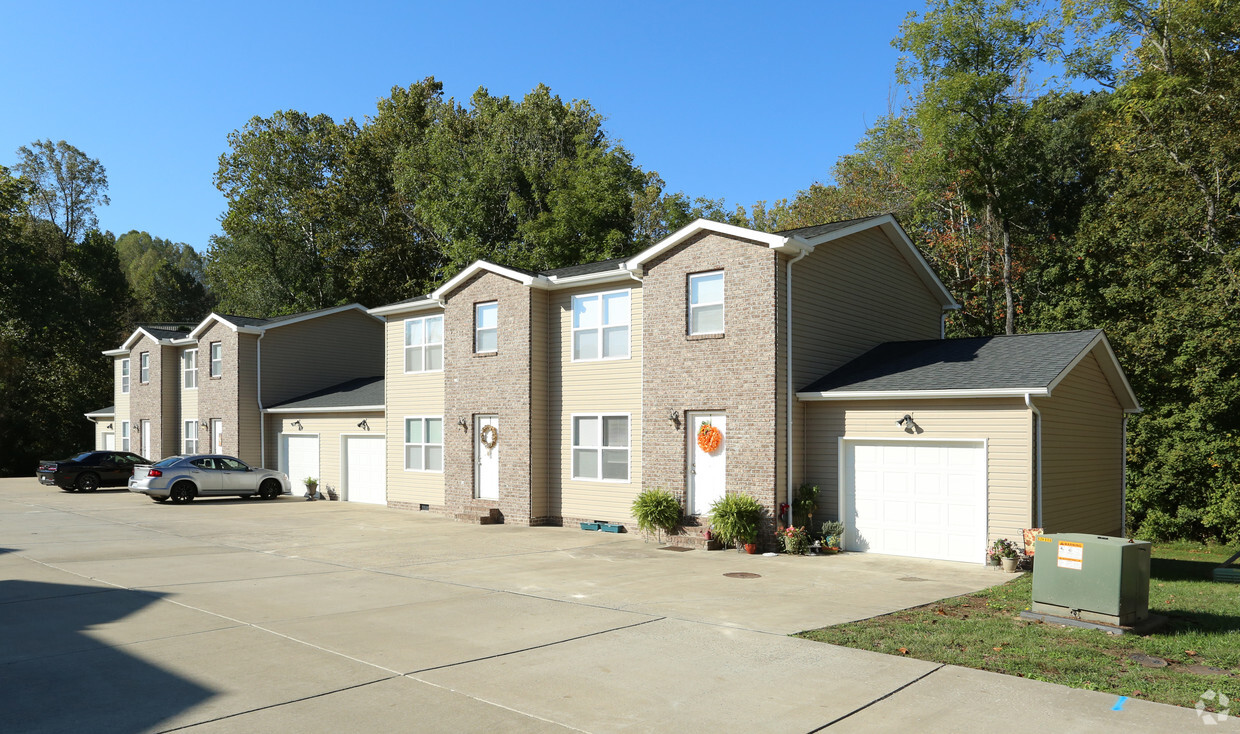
[344,436,386,505]
[845,440,986,564]
[281,434,320,496]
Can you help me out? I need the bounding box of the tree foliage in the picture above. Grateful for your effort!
[115,230,214,322]
[13,139,110,246]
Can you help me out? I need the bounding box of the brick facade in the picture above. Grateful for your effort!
[128,335,177,460]
[641,232,781,531]
[195,321,242,459]
[441,272,540,525]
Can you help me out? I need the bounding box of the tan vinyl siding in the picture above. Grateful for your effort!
[236,334,261,466]
[259,309,384,406]
[94,421,112,450]
[114,357,129,440]
[530,290,550,519]
[160,345,179,455]
[179,347,199,450]
[1035,349,1125,536]
[384,314,446,507]
[273,412,384,494]
[804,399,1032,544]
[549,282,643,522]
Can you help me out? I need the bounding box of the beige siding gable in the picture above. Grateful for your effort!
[384,314,446,508]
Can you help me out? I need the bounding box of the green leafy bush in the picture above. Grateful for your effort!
[709,493,764,549]
[631,488,682,541]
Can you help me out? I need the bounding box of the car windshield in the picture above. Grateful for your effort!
[71,452,94,462]
[153,457,181,468]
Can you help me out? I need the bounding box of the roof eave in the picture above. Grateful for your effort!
[263,405,386,414]
[796,388,1049,401]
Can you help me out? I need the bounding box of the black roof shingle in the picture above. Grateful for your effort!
[266,377,385,411]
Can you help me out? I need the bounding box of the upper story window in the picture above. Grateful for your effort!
[404,315,444,373]
[475,302,498,353]
[404,417,444,472]
[182,349,198,389]
[139,352,150,383]
[572,414,630,482]
[209,342,222,377]
[121,358,130,394]
[572,289,630,361]
[688,271,724,335]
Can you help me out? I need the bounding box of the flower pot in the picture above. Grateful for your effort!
[1001,557,1018,573]
[744,543,757,554]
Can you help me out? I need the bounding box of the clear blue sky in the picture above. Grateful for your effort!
[3,0,925,252]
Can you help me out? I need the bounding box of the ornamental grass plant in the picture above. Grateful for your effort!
[630,488,682,542]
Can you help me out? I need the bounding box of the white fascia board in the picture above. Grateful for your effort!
[83,410,115,418]
[796,388,1047,401]
[802,215,959,310]
[1044,331,1142,413]
[120,327,177,350]
[625,219,801,271]
[431,261,550,300]
[102,348,129,357]
[546,268,638,287]
[263,405,386,414]
[261,303,382,330]
[188,313,238,339]
[368,299,442,317]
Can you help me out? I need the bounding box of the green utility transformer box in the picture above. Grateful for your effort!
[1031,533,1152,626]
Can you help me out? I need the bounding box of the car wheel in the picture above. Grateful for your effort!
[77,473,100,492]
[259,479,281,501]
[61,485,76,493]
[169,482,196,504]
[151,495,169,503]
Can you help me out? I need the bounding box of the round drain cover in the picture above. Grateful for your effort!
[723,572,761,579]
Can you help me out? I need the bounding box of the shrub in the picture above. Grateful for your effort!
[778,526,810,554]
[709,493,764,549]
[631,488,682,541]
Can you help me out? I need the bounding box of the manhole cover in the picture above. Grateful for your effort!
[898,577,927,582]
[1128,653,1167,668]
[1184,664,1229,676]
[658,546,693,552]
[723,572,761,579]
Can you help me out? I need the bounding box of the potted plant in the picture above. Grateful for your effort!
[630,488,682,542]
[303,476,318,499]
[778,526,810,555]
[992,538,1020,572]
[793,483,818,529]
[820,520,845,553]
[709,493,763,553]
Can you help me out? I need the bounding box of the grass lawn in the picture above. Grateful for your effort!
[797,542,1239,711]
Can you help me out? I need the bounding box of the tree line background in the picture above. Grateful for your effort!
[1,0,1235,543]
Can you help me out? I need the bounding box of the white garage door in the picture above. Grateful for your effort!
[281,434,320,495]
[844,440,986,564]
[344,435,386,504]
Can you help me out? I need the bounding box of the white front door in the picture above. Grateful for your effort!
[475,414,499,500]
[280,434,320,495]
[688,412,726,516]
[211,419,223,454]
[140,420,151,459]
[102,433,115,450]
[844,440,986,563]
[344,435,386,504]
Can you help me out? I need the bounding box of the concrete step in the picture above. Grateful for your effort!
[455,504,502,525]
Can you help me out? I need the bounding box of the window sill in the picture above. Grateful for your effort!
[473,351,499,358]
[686,333,725,341]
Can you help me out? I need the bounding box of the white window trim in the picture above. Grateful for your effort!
[121,359,130,394]
[475,301,498,354]
[139,352,150,384]
[183,348,198,390]
[688,270,725,335]
[209,342,222,378]
[403,315,444,374]
[403,415,444,473]
[570,412,632,483]
[184,420,199,454]
[571,288,631,362]
[120,421,130,451]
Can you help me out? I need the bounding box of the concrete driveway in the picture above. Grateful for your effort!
[0,478,1214,732]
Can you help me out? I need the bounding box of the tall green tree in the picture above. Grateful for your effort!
[115,230,215,322]
[12,139,110,247]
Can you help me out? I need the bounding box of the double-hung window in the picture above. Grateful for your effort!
[688,271,724,335]
[120,421,130,451]
[404,315,444,372]
[475,302,498,353]
[139,352,150,383]
[121,359,130,394]
[572,290,630,361]
[572,415,630,481]
[184,420,199,454]
[209,342,222,377]
[404,417,443,472]
[182,349,198,389]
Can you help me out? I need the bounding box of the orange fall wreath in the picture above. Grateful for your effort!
[697,423,723,453]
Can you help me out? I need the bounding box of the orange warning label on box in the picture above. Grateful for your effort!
[1057,540,1084,570]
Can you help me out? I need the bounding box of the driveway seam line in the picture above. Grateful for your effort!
[807,662,946,731]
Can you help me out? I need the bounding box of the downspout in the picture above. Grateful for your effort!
[786,248,808,528]
[1121,415,1128,535]
[257,331,266,468]
[1025,393,1042,528]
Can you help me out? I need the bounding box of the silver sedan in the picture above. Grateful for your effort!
[129,455,291,503]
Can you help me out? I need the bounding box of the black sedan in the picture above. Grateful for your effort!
[37,451,150,492]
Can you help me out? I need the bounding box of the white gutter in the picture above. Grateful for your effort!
[1025,393,1043,528]
[799,388,1049,401]
[263,405,385,414]
[258,331,266,468]
[786,247,809,528]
